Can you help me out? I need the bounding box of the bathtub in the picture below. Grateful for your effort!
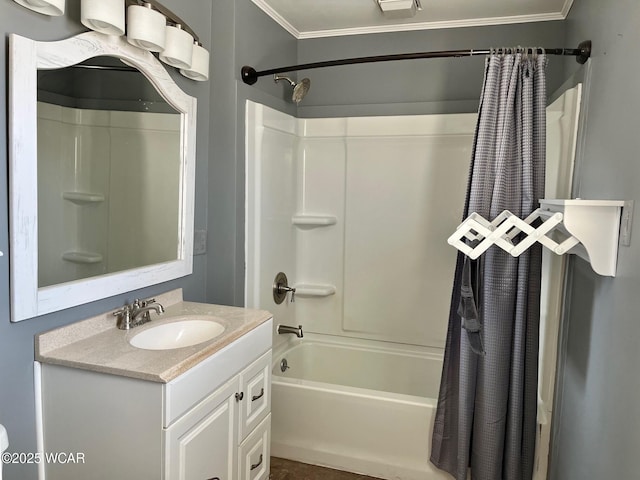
[271,336,452,480]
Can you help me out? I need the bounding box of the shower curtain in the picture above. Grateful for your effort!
[431,50,547,480]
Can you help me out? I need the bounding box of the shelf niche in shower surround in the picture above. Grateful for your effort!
[294,284,337,297]
[62,191,105,205]
[62,251,103,264]
[291,214,337,227]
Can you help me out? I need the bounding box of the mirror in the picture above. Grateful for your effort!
[9,32,197,322]
[36,61,181,287]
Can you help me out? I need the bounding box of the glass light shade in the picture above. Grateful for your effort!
[159,25,194,69]
[13,0,64,16]
[126,4,166,52]
[81,0,125,36]
[180,43,210,82]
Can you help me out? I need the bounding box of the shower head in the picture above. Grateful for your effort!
[274,74,311,104]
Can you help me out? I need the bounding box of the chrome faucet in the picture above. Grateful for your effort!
[277,324,303,338]
[113,298,165,330]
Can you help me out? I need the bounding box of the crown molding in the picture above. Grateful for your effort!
[561,0,575,17]
[252,0,301,38]
[252,0,570,40]
[297,12,567,39]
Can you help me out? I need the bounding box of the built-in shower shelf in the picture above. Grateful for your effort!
[63,191,105,205]
[294,284,336,297]
[62,251,103,264]
[292,214,337,227]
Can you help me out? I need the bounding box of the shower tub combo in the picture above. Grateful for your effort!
[271,335,451,480]
[246,102,476,479]
[246,92,580,480]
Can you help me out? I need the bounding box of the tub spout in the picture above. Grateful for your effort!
[277,324,303,338]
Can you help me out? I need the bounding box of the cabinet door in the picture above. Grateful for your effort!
[239,414,271,480]
[238,350,271,441]
[165,378,239,480]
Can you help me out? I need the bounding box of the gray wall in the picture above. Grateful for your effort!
[206,0,296,307]
[550,1,640,479]
[297,22,566,118]
[0,1,211,478]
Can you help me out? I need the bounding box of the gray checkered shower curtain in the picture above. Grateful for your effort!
[430,50,547,480]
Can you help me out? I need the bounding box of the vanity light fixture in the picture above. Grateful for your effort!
[16,0,210,81]
[81,0,125,36]
[13,0,64,16]
[179,42,210,82]
[159,24,194,69]
[126,2,166,52]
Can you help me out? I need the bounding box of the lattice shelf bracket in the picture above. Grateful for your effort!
[448,199,628,277]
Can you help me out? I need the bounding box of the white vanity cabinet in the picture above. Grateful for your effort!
[164,350,272,480]
[40,319,272,480]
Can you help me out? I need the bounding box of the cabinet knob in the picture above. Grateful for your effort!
[205,478,220,480]
[235,392,244,402]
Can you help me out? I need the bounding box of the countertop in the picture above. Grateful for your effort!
[35,289,273,383]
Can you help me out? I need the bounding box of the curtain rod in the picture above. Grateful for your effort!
[241,40,591,85]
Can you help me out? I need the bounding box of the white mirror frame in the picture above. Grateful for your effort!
[8,32,197,322]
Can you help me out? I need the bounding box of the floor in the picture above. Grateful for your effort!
[270,457,382,480]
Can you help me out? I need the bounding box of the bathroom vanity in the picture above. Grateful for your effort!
[36,290,272,480]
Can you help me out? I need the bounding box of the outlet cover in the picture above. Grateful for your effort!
[194,230,207,255]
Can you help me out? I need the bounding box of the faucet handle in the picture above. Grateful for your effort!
[112,304,131,316]
[112,307,133,330]
[278,285,296,303]
[140,298,156,307]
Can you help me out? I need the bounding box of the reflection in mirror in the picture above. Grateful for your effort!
[37,60,182,287]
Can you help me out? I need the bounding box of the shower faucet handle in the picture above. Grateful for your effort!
[277,284,296,303]
[273,272,296,304]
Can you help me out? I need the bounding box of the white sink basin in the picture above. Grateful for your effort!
[129,318,225,350]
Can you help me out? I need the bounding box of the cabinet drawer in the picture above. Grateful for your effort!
[238,350,271,441]
[239,414,271,480]
[164,319,272,427]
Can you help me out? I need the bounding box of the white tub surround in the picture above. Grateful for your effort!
[245,102,474,479]
[245,101,476,349]
[271,337,451,480]
[36,288,272,382]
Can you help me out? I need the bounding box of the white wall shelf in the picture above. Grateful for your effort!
[62,251,103,264]
[294,284,336,297]
[292,215,337,227]
[62,191,105,205]
[539,199,627,276]
[448,199,628,277]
